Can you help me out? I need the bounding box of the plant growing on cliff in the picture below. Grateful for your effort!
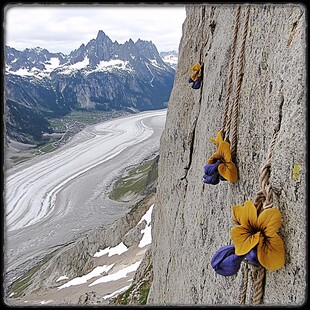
[231,200,285,270]
[203,131,238,185]
[211,200,285,276]
[188,63,203,89]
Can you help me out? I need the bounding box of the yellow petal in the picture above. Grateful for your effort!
[218,162,238,182]
[210,137,217,145]
[190,73,200,81]
[207,151,221,164]
[258,208,282,236]
[232,204,244,224]
[191,63,201,71]
[239,200,258,229]
[217,141,232,162]
[231,226,260,255]
[210,131,223,146]
[257,233,285,270]
[217,131,224,143]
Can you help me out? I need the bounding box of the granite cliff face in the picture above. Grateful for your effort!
[148,4,306,306]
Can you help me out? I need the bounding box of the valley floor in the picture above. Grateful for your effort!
[3,110,166,306]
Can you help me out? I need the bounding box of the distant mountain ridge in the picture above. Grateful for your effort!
[5,30,178,145]
[159,51,178,70]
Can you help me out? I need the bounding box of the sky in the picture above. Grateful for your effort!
[4,4,186,54]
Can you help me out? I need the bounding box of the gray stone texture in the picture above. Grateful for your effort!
[148,4,306,306]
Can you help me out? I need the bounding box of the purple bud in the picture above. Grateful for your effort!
[245,248,261,267]
[192,80,201,89]
[203,162,221,185]
[204,162,220,176]
[203,173,220,185]
[211,245,245,276]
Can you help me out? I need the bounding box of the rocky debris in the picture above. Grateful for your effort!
[123,221,145,248]
[110,246,153,305]
[5,193,155,306]
[78,291,109,305]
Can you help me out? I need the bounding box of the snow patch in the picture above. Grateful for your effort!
[89,260,142,287]
[150,59,161,68]
[40,300,53,305]
[58,264,115,289]
[71,56,89,69]
[102,284,132,300]
[44,57,60,72]
[162,55,178,66]
[138,204,153,225]
[94,242,128,258]
[13,68,34,76]
[91,59,133,74]
[59,56,90,75]
[138,204,154,248]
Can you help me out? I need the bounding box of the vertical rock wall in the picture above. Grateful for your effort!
[148,4,306,306]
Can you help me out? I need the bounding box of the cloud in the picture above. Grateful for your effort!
[4,4,186,54]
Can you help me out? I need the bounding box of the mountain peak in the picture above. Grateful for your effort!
[96,30,106,38]
[5,31,176,145]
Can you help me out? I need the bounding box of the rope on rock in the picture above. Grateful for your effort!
[255,132,278,213]
[219,4,251,160]
[239,263,265,305]
[202,5,250,185]
[239,131,278,305]
[252,265,266,304]
[230,5,251,159]
[221,4,251,159]
[221,6,241,140]
[208,6,284,305]
[239,262,249,304]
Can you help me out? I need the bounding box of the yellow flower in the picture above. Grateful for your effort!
[209,130,223,147]
[190,63,202,81]
[191,63,201,71]
[207,141,238,182]
[231,200,285,271]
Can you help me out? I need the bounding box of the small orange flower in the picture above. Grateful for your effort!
[209,130,223,147]
[207,141,238,183]
[190,63,202,81]
[231,200,285,271]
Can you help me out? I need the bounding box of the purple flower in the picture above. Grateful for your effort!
[203,173,220,185]
[188,77,202,89]
[192,80,201,89]
[204,161,221,175]
[203,161,221,185]
[245,248,261,267]
[211,245,245,276]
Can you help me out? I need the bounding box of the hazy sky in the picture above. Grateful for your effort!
[4,4,186,54]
